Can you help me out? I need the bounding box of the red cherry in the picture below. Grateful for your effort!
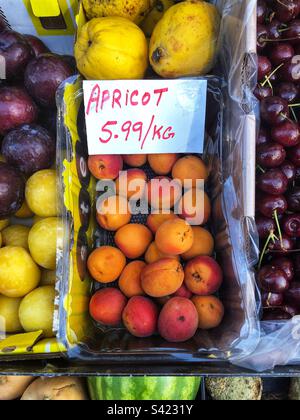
[271,121,300,147]
[280,160,296,183]
[269,43,295,66]
[260,96,289,126]
[256,215,276,239]
[262,291,284,307]
[254,84,273,101]
[257,168,289,195]
[274,0,300,23]
[258,55,272,80]
[257,194,288,217]
[275,82,299,103]
[280,57,300,83]
[282,214,300,237]
[272,257,295,282]
[268,234,296,254]
[285,19,300,45]
[257,142,287,168]
[258,265,289,293]
[266,19,283,41]
[286,186,300,211]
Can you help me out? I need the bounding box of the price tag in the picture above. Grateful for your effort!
[83,79,207,155]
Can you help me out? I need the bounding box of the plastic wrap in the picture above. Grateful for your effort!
[56,0,260,364]
[223,0,300,372]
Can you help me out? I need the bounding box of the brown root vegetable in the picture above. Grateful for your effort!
[0,376,34,400]
[21,377,88,401]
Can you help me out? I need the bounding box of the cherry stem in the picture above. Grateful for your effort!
[280,112,294,124]
[261,36,300,42]
[261,63,284,88]
[278,27,290,33]
[257,165,266,173]
[290,107,298,123]
[259,230,278,270]
[289,103,300,108]
[273,209,283,248]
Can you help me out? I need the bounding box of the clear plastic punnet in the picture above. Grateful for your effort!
[55,0,261,364]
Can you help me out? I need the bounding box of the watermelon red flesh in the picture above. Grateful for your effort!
[88,376,201,401]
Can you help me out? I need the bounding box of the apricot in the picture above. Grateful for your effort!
[89,288,127,327]
[182,227,214,260]
[184,256,223,296]
[172,155,208,188]
[177,189,211,226]
[116,169,147,200]
[122,296,159,338]
[155,218,194,255]
[192,295,224,330]
[96,195,131,231]
[146,212,178,234]
[145,242,179,264]
[88,155,123,180]
[148,153,178,175]
[118,261,146,298]
[115,224,152,259]
[141,258,184,298]
[87,246,126,283]
[158,297,198,343]
[146,176,181,210]
[123,154,147,167]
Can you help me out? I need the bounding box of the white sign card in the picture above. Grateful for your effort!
[83,79,207,155]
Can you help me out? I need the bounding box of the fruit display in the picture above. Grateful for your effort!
[0,28,74,342]
[76,0,220,79]
[255,0,300,321]
[87,153,224,343]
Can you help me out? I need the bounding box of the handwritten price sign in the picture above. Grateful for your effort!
[83,79,207,155]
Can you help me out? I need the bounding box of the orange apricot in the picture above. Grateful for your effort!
[87,246,126,283]
[141,258,184,298]
[118,261,146,298]
[192,295,224,329]
[155,218,194,255]
[148,153,178,175]
[182,226,214,260]
[172,155,208,188]
[96,195,131,231]
[115,224,153,259]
